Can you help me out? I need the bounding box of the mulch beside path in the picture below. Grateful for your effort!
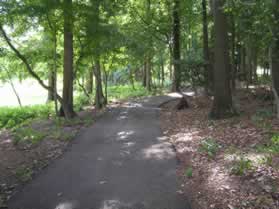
[160,89,279,209]
[0,107,105,208]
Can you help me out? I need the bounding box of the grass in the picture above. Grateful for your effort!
[107,84,154,101]
[13,127,46,145]
[0,104,53,129]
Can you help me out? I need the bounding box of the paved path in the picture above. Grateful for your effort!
[9,96,191,209]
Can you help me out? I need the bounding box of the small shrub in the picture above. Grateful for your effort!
[13,127,45,145]
[231,156,253,176]
[259,155,273,166]
[74,94,92,111]
[50,128,75,141]
[257,133,279,154]
[15,167,33,182]
[199,138,220,158]
[184,167,193,178]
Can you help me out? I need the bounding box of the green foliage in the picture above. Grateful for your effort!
[107,84,150,100]
[74,94,92,111]
[199,138,220,158]
[13,127,45,145]
[15,167,33,182]
[256,75,272,86]
[49,128,75,141]
[259,155,273,167]
[257,133,279,154]
[184,167,193,178]
[0,104,53,129]
[251,108,273,131]
[231,156,253,176]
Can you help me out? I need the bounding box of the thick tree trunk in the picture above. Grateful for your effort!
[94,58,106,109]
[60,0,76,118]
[271,0,279,118]
[210,0,235,119]
[172,0,181,92]
[202,0,213,93]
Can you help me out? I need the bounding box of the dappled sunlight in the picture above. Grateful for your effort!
[169,128,203,154]
[167,91,195,98]
[116,131,135,141]
[55,201,77,209]
[141,142,175,160]
[224,152,267,164]
[100,199,132,209]
[207,164,233,191]
[156,136,168,142]
[122,141,136,148]
[122,102,143,109]
[0,138,13,145]
[117,111,129,121]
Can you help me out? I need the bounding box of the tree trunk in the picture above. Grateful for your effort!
[231,14,236,91]
[142,61,147,87]
[161,58,165,87]
[146,56,152,91]
[60,0,76,118]
[271,0,279,118]
[172,0,181,92]
[86,67,94,94]
[202,0,213,94]
[210,0,235,119]
[94,58,106,109]
[47,69,56,101]
[169,44,173,82]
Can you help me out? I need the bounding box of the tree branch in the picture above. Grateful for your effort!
[0,25,63,103]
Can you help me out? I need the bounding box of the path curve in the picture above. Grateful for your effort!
[9,95,191,209]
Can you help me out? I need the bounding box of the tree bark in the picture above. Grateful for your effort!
[60,0,76,118]
[142,61,147,87]
[210,0,235,119]
[146,56,152,91]
[172,0,181,92]
[202,0,213,93]
[271,0,279,118]
[47,69,56,101]
[94,58,106,109]
[86,67,94,94]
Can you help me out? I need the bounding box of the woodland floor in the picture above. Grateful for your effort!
[160,87,279,209]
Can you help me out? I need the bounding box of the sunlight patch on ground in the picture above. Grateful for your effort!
[100,200,131,209]
[207,164,232,191]
[117,131,135,141]
[55,201,77,209]
[224,152,267,165]
[141,142,175,160]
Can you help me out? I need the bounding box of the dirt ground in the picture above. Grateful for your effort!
[0,107,104,208]
[160,88,279,209]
